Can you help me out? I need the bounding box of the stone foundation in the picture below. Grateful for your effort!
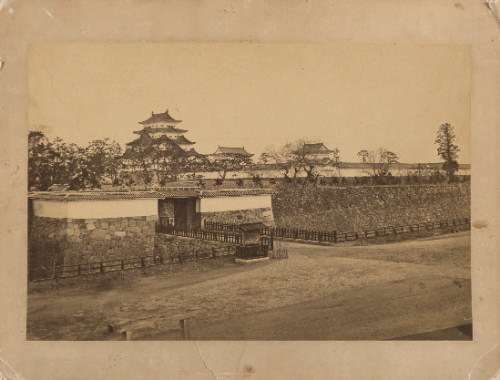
[201,207,274,226]
[28,215,157,276]
[273,183,470,231]
[154,234,234,261]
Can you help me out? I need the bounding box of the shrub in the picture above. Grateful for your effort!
[252,174,262,187]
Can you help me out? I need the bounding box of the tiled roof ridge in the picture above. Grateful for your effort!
[28,187,275,201]
[214,146,253,155]
[139,109,182,125]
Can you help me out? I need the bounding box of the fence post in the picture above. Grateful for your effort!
[119,259,124,280]
[141,257,145,269]
[333,231,337,243]
[77,264,81,276]
[100,262,104,275]
[180,319,190,340]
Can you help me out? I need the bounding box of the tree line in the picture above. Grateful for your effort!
[260,123,462,184]
[28,123,463,190]
[29,131,122,191]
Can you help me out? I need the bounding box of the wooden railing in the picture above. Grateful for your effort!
[29,245,236,282]
[156,222,243,244]
[206,217,471,244]
[204,221,243,232]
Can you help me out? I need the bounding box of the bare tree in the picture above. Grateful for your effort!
[434,123,460,180]
[263,139,341,184]
[210,154,252,185]
[261,144,301,182]
[288,139,341,184]
[365,148,399,177]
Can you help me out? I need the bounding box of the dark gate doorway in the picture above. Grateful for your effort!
[173,197,201,230]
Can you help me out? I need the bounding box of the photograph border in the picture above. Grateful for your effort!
[1,0,499,379]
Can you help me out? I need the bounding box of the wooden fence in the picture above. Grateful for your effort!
[204,221,243,233]
[156,223,243,244]
[206,217,471,244]
[29,245,235,282]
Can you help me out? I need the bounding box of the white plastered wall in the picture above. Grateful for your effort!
[199,195,272,213]
[32,199,158,219]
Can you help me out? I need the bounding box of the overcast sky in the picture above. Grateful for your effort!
[29,43,470,163]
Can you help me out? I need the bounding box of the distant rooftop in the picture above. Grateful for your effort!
[213,146,253,156]
[300,143,333,154]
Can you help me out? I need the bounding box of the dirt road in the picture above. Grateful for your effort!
[27,232,471,340]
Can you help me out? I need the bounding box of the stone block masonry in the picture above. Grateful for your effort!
[201,207,274,226]
[154,234,234,262]
[28,215,157,270]
[28,215,236,276]
[273,183,471,232]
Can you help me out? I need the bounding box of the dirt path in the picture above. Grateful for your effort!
[27,232,471,340]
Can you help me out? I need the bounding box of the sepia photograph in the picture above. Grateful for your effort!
[26,42,471,341]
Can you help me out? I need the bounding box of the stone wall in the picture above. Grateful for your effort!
[273,183,471,232]
[154,234,234,261]
[28,217,67,276]
[28,215,157,274]
[201,207,274,226]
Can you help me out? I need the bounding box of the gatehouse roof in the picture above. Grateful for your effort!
[28,188,274,202]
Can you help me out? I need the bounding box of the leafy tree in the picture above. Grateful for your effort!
[28,131,55,190]
[85,138,122,186]
[357,149,369,163]
[28,132,88,190]
[259,151,273,165]
[124,137,190,185]
[184,150,209,180]
[434,123,460,180]
[29,131,126,190]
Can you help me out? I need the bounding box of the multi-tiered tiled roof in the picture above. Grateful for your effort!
[123,109,202,163]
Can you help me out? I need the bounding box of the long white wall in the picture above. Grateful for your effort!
[200,195,272,213]
[32,199,158,219]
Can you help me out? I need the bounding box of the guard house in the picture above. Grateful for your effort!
[238,222,265,244]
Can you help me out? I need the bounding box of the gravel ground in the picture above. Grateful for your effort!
[27,231,471,340]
